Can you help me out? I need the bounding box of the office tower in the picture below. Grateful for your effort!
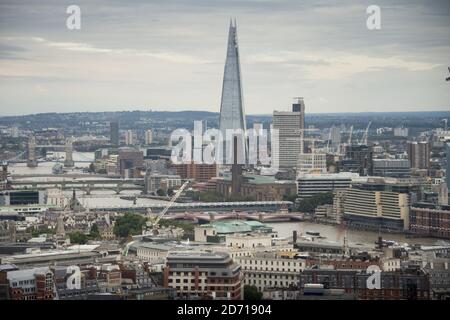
[110,121,119,146]
[272,98,306,170]
[344,144,373,176]
[296,172,357,200]
[372,159,411,178]
[63,137,74,167]
[297,153,327,174]
[407,141,430,169]
[330,126,341,148]
[219,20,247,164]
[26,135,38,168]
[144,129,153,145]
[125,130,134,145]
[117,147,144,178]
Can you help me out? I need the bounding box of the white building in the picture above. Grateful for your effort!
[144,129,153,145]
[296,153,327,174]
[235,253,306,292]
[125,130,134,145]
[272,99,305,170]
[296,172,359,199]
[225,234,272,249]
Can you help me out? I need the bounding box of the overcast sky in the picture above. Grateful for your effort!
[0,0,449,116]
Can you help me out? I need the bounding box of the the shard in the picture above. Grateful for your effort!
[219,19,247,164]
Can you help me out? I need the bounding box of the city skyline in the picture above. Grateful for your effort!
[0,0,449,116]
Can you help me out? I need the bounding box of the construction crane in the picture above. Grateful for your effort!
[150,180,190,234]
[347,126,353,145]
[361,121,372,145]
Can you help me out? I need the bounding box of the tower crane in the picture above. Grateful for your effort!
[149,180,190,234]
[348,126,353,145]
[361,121,372,145]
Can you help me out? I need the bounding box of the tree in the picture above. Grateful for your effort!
[69,231,88,244]
[113,212,146,238]
[296,192,333,213]
[89,223,100,239]
[244,285,263,300]
[156,188,167,196]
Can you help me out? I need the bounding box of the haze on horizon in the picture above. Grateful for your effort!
[0,0,449,116]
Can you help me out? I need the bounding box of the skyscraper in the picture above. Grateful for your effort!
[125,130,134,145]
[219,20,247,164]
[272,98,306,170]
[145,129,153,145]
[407,140,430,169]
[110,121,119,146]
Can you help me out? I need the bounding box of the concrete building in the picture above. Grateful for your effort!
[296,172,358,200]
[144,129,153,145]
[296,153,327,175]
[272,98,305,170]
[134,242,175,264]
[407,141,430,169]
[343,181,412,231]
[125,130,134,146]
[225,233,272,249]
[163,251,243,300]
[330,126,341,148]
[372,159,411,178]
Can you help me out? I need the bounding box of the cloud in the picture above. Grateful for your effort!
[246,51,440,80]
[28,37,215,64]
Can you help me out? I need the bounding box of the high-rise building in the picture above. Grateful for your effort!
[144,129,153,145]
[219,20,247,164]
[407,141,430,169]
[273,98,305,170]
[330,126,341,148]
[110,121,119,146]
[125,130,134,146]
[344,144,373,176]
